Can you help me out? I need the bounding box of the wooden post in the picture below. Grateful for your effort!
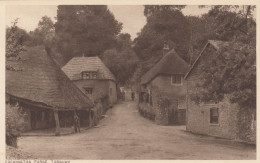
[88,110,92,127]
[54,110,60,136]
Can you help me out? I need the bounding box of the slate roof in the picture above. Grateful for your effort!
[141,49,189,85]
[184,40,247,79]
[62,56,116,81]
[6,46,94,110]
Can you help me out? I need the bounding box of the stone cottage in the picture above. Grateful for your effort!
[6,46,94,135]
[62,56,117,107]
[139,48,189,125]
[184,40,256,143]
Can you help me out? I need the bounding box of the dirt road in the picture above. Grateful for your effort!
[18,101,256,160]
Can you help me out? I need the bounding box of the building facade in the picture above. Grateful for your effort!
[185,40,256,143]
[62,56,117,107]
[6,46,94,134]
[139,49,189,125]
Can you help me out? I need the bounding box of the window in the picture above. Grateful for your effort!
[82,71,97,79]
[83,87,93,95]
[210,107,219,124]
[92,72,97,79]
[171,75,182,85]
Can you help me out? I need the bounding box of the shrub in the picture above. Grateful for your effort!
[6,103,27,147]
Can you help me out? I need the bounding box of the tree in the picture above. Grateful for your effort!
[6,19,27,147]
[186,5,256,65]
[6,19,25,58]
[55,5,122,62]
[101,40,139,85]
[132,5,190,87]
[29,16,55,46]
[199,5,256,42]
[116,33,132,50]
[191,42,255,110]
[134,6,190,61]
[144,5,186,18]
[189,6,256,110]
[6,103,27,147]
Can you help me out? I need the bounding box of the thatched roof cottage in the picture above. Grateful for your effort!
[140,48,189,125]
[6,46,93,134]
[62,56,117,107]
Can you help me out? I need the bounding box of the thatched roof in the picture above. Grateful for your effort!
[6,46,94,110]
[141,49,189,85]
[185,40,247,79]
[62,56,116,81]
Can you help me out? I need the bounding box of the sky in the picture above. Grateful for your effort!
[6,5,210,39]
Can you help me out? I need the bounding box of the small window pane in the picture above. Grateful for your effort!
[82,71,97,79]
[176,76,181,83]
[210,107,219,124]
[93,72,97,79]
[172,75,182,84]
[82,72,87,79]
[86,72,90,79]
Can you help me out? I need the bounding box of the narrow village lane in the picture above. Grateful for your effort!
[18,101,255,160]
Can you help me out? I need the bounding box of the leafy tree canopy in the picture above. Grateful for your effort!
[144,5,186,18]
[188,5,256,110]
[134,6,190,61]
[6,19,26,59]
[191,42,255,109]
[55,5,122,62]
[28,16,55,46]
[101,33,139,86]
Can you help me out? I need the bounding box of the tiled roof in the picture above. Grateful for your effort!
[141,49,189,85]
[6,46,94,110]
[62,57,116,81]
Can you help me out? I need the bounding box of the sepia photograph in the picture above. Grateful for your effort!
[4,2,257,160]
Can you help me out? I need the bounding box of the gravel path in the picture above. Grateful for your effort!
[17,101,256,160]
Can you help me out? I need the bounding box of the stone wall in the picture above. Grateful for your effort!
[186,95,239,140]
[108,80,117,106]
[185,43,256,143]
[139,74,187,125]
[146,74,186,98]
[73,79,117,107]
[73,79,109,102]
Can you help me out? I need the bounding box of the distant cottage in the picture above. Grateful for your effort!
[6,46,94,135]
[62,56,117,107]
[139,48,189,125]
[185,40,256,143]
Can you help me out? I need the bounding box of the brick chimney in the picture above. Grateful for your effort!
[163,41,170,57]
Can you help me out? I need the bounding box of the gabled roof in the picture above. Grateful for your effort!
[184,40,246,79]
[141,49,189,85]
[6,46,94,110]
[62,56,116,81]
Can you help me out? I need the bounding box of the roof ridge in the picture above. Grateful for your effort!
[141,49,189,85]
[62,55,116,81]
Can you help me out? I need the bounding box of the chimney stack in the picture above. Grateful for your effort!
[163,41,170,57]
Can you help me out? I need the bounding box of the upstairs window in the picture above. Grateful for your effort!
[83,87,93,95]
[171,75,182,85]
[210,107,219,124]
[82,71,97,79]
